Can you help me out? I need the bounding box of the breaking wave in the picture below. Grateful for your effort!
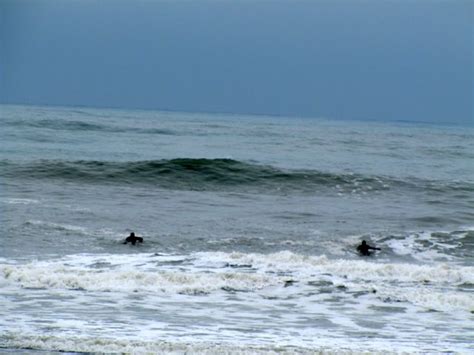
[0,333,377,354]
[1,251,473,312]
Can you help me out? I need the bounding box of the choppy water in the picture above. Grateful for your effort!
[1,104,473,353]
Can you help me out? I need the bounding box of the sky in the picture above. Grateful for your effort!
[0,0,472,124]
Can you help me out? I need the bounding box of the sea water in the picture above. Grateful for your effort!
[0,104,473,353]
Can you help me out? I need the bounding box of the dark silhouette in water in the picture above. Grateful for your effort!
[357,240,380,256]
[123,232,143,245]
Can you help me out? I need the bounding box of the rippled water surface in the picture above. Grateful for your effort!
[1,105,473,353]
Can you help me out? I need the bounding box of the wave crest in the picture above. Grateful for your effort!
[0,158,405,194]
[2,158,472,194]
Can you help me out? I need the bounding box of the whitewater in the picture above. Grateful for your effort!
[0,104,473,353]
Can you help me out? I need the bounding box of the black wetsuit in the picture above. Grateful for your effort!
[123,235,143,245]
[357,242,380,256]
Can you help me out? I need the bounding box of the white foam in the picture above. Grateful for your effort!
[1,251,473,312]
[0,256,276,295]
[0,332,419,354]
[3,198,40,205]
[375,286,474,312]
[207,251,474,283]
[384,230,466,262]
[24,220,89,234]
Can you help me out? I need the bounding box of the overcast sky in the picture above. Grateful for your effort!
[1,0,472,124]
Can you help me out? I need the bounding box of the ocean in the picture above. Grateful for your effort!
[0,104,473,353]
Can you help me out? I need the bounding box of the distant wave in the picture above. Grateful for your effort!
[4,118,178,135]
[1,158,473,194]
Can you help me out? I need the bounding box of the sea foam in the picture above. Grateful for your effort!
[1,251,473,312]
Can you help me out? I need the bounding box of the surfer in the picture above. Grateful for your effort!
[357,240,380,256]
[123,232,143,245]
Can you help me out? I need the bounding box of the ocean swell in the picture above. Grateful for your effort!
[4,117,178,135]
[3,158,471,194]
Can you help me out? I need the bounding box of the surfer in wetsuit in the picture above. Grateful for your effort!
[357,240,380,256]
[123,232,143,245]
